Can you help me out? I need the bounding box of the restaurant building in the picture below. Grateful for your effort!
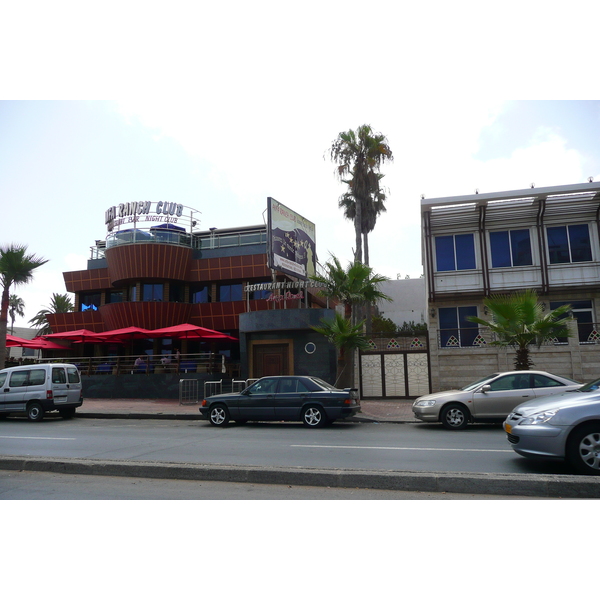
[48,199,337,397]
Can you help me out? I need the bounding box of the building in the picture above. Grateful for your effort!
[48,200,336,396]
[422,181,600,392]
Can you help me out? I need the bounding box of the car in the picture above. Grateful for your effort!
[199,375,360,427]
[0,363,83,421]
[503,377,600,475]
[412,370,580,430]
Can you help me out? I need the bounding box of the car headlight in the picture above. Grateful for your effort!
[520,409,560,425]
[415,399,436,407]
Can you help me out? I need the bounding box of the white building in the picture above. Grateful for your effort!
[422,181,600,392]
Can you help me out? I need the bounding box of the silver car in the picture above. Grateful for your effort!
[413,371,580,430]
[504,378,600,475]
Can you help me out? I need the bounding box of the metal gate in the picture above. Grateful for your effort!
[359,336,430,399]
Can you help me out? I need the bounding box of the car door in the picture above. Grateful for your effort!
[237,378,278,420]
[2,370,29,412]
[472,373,536,418]
[274,377,311,420]
[65,366,82,403]
[51,366,69,403]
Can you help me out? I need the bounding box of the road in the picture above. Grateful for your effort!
[0,416,574,476]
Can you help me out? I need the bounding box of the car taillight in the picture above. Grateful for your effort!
[46,390,53,399]
[201,399,207,406]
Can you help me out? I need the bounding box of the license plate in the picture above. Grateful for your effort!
[504,423,512,434]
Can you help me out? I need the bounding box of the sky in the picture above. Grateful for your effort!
[2,2,600,333]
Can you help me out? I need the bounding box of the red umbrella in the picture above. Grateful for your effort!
[6,334,35,347]
[149,323,237,340]
[96,326,155,341]
[6,335,68,349]
[44,328,108,343]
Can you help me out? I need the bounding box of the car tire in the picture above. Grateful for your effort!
[59,407,76,419]
[440,404,469,430]
[208,404,230,427]
[302,406,326,428]
[27,402,45,422]
[566,423,600,475]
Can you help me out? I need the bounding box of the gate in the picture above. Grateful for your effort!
[359,336,430,399]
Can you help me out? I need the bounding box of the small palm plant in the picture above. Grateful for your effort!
[312,312,371,388]
[467,290,572,370]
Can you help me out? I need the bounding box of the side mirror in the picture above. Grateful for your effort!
[480,384,491,393]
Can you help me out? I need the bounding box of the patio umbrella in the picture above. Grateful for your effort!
[43,328,108,343]
[148,323,238,341]
[96,326,155,341]
[5,335,68,350]
[6,334,37,347]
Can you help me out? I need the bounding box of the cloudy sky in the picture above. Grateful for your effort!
[2,2,599,328]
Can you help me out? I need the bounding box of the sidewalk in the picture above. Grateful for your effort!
[76,398,418,422]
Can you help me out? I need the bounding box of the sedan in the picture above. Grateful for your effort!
[412,370,580,430]
[199,376,360,427]
[504,378,600,475]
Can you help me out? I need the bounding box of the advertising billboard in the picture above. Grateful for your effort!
[267,197,316,280]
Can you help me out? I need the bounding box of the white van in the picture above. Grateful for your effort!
[0,363,83,421]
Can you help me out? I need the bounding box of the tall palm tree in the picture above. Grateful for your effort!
[328,124,393,265]
[310,256,391,323]
[0,244,48,367]
[312,312,371,388]
[29,292,75,336]
[467,290,572,370]
[8,294,25,334]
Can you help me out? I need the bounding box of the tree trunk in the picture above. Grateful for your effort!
[514,346,534,370]
[354,198,363,264]
[0,287,10,369]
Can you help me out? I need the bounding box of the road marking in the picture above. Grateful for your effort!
[291,444,513,453]
[0,436,76,441]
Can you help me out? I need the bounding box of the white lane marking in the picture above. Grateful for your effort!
[0,436,76,441]
[291,444,512,453]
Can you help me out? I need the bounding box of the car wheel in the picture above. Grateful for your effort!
[59,407,76,419]
[27,402,45,422]
[208,404,230,427]
[440,404,469,430]
[566,423,600,475]
[302,406,326,428]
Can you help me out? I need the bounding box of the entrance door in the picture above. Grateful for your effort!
[253,344,290,378]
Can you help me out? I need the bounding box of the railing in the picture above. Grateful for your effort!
[26,352,238,377]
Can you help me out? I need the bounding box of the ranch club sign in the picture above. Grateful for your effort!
[105,201,185,231]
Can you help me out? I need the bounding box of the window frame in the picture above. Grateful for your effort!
[489,228,533,268]
[547,224,593,265]
[434,234,476,272]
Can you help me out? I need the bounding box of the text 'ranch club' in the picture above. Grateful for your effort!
[105,201,185,230]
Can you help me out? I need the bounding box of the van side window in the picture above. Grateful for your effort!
[29,369,46,386]
[9,371,29,387]
[52,368,67,384]
[66,367,80,384]
[0,373,6,387]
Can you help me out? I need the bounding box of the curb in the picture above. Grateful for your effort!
[1,455,598,498]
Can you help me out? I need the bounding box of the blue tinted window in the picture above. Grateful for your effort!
[435,234,475,271]
[510,229,533,266]
[489,231,511,267]
[438,306,478,347]
[435,236,456,271]
[569,224,592,262]
[218,283,243,302]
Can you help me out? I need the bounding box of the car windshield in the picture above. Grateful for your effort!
[577,378,600,392]
[460,374,499,391]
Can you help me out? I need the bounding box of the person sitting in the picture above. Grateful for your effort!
[134,356,147,371]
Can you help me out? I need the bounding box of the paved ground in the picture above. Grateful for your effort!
[76,397,418,422]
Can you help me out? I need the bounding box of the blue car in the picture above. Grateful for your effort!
[199,376,360,427]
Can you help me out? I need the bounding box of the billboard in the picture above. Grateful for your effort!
[267,197,316,280]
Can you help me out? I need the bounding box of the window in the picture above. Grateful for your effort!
[550,300,593,343]
[190,284,211,304]
[52,368,66,384]
[489,229,532,267]
[532,374,566,388]
[547,224,592,264]
[142,283,163,301]
[249,282,272,300]
[489,374,532,391]
[108,290,124,303]
[439,306,478,347]
[169,283,184,302]
[218,283,243,302]
[435,234,476,271]
[80,292,101,311]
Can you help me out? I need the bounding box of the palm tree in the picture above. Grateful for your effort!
[310,256,391,323]
[467,290,572,370]
[8,294,25,334]
[0,244,48,367]
[29,292,75,336]
[328,124,393,265]
[312,313,371,388]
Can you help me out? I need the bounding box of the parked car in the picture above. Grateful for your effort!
[412,370,580,430]
[504,377,600,475]
[199,375,360,427]
[0,363,83,421]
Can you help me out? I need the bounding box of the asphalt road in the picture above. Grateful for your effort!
[0,416,573,475]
